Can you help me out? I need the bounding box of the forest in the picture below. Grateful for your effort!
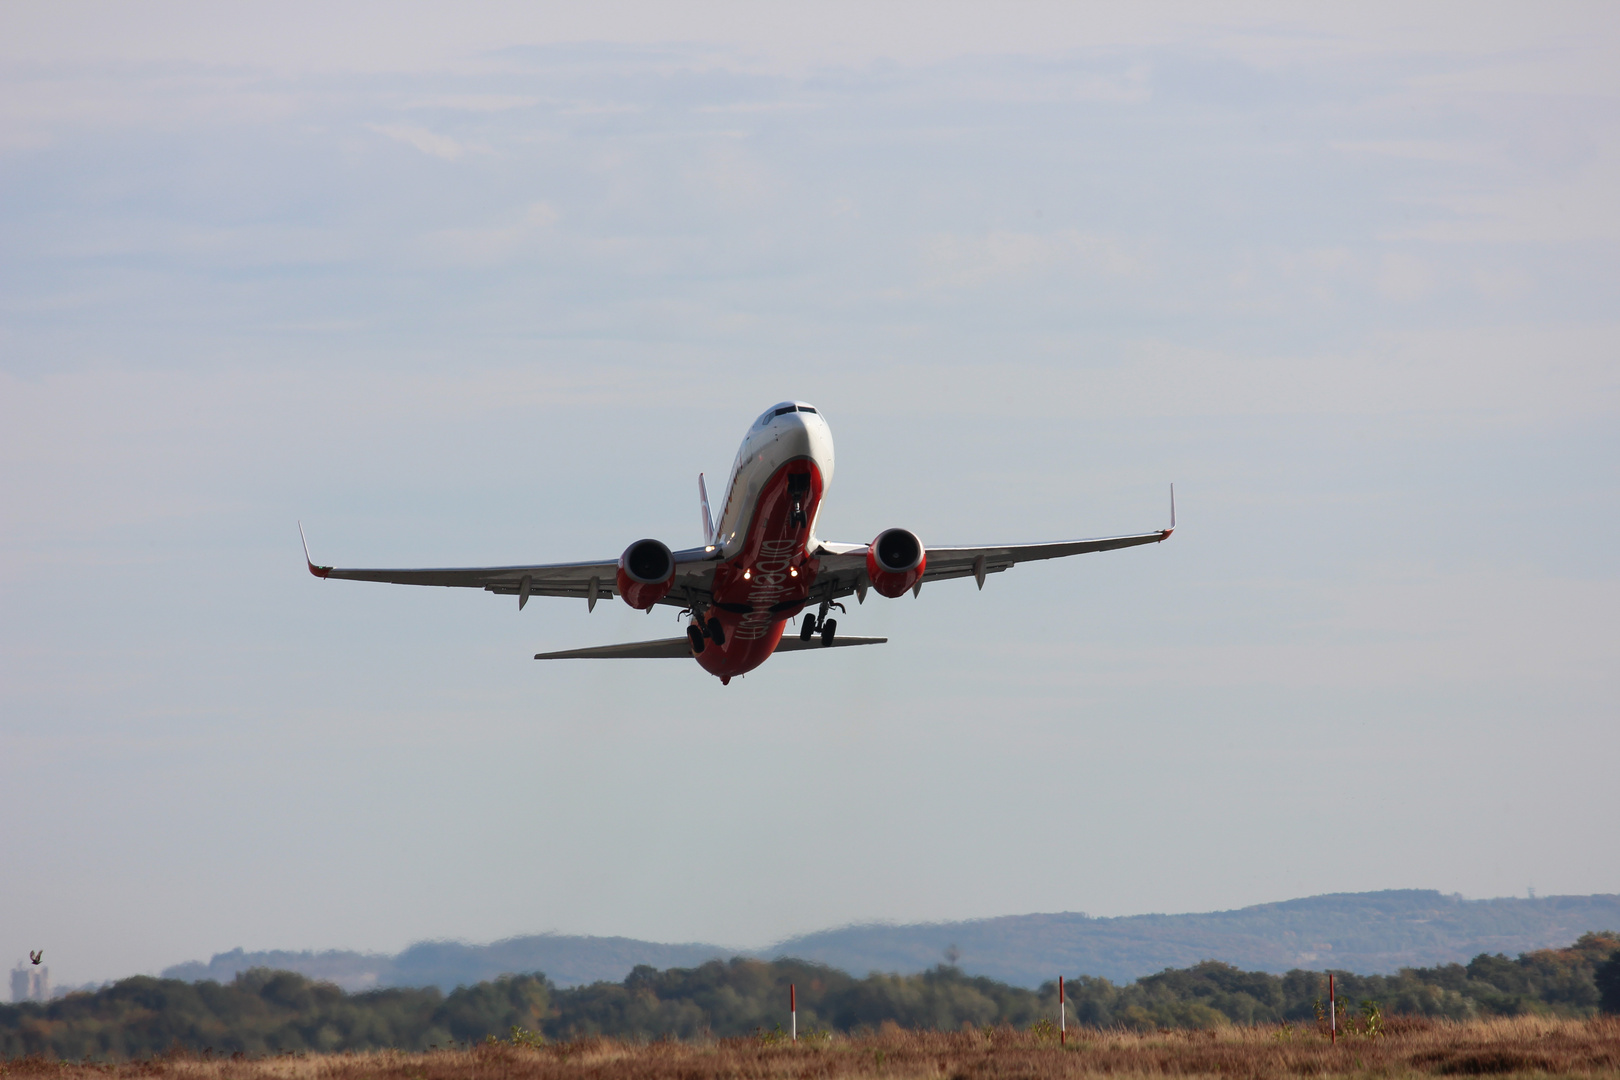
[4,932,1617,1059]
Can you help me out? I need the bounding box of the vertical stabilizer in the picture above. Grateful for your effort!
[699,473,716,546]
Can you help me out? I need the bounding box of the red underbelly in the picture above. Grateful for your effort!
[696,460,824,679]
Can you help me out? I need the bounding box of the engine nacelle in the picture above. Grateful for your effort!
[865,528,927,598]
[617,538,676,610]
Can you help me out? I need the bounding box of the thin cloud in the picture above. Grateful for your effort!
[369,122,467,160]
[400,94,542,112]
[919,230,1153,290]
[419,201,561,265]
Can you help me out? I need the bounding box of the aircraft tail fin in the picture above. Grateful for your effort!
[699,473,716,546]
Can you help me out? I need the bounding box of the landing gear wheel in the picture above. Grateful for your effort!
[800,615,817,641]
[820,618,837,647]
[687,625,706,654]
[706,617,726,646]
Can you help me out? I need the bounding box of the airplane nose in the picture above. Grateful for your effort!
[776,412,812,452]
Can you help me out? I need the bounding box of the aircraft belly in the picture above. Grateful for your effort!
[694,456,826,680]
[695,620,787,681]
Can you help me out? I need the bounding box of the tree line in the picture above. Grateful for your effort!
[5,932,1617,1059]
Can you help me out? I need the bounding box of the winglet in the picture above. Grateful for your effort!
[1162,483,1175,540]
[298,521,332,578]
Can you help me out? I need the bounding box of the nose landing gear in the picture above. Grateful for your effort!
[787,472,811,528]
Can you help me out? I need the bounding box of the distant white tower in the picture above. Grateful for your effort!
[10,962,49,1003]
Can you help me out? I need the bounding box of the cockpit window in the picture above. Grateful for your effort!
[773,406,796,417]
[797,405,817,414]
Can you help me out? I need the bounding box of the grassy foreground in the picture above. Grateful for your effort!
[4,1016,1619,1079]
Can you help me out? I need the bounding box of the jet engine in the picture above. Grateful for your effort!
[617,538,676,610]
[865,527,927,598]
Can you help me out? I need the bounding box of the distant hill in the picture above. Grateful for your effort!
[767,891,1620,986]
[161,890,1620,991]
[162,936,732,993]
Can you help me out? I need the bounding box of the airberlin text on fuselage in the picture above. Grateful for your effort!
[733,539,799,640]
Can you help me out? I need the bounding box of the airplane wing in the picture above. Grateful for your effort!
[810,488,1174,601]
[299,524,718,610]
[918,531,1173,586]
[534,635,886,660]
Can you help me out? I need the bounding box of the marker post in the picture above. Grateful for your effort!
[1329,974,1336,1045]
[1059,976,1066,1046]
[791,983,796,1043]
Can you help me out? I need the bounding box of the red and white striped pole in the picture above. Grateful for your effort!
[1059,976,1066,1046]
[790,982,796,1042]
[1329,974,1336,1045]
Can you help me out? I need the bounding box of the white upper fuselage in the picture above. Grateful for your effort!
[713,401,835,559]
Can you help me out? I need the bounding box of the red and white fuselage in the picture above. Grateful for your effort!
[696,401,834,681]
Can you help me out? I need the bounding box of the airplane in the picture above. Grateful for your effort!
[301,401,1173,685]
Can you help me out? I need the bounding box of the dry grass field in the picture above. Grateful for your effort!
[4,1016,1618,1080]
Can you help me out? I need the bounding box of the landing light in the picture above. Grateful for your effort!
[790,567,798,577]
[743,569,751,580]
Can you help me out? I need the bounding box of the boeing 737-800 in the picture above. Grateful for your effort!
[301,402,1173,684]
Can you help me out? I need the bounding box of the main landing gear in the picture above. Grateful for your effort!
[800,599,844,646]
[687,615,726,654]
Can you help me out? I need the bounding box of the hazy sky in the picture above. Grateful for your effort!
[3,2,1618,988]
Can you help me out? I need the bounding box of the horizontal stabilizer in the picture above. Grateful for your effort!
[774,635,887,651]
[535,638,690,660]
[534,634,887,660]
